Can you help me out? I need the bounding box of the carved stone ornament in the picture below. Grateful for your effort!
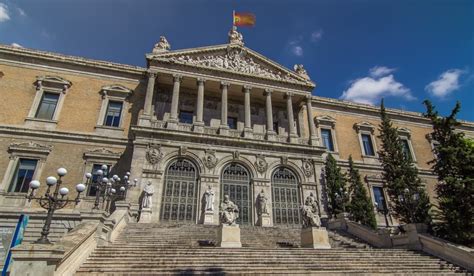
[179,146,188,156]
[167,47,298,83]
[203,150,218,169]
[146,144,164,165]
[255,155,268,174]
[228,26,244,45]
[302,159,314,177]
[233,151,240,160]
[9,141,52,154]
[281,156,288,165]
[293,64,311,80]
[152,36,171,53]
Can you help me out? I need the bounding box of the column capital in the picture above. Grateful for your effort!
[173,74,183,82]
[305,94,312,102]
[263,89,273,96]
[146,71,157,79]
[196,78,206,85]
[220,81,230,88]
[284,91,294,99]
[242,85,252,93]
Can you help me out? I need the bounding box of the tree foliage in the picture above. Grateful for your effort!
[324,153,347,217]
[378,99,431,224]
[423,100,473,246]
[347,155,377,229]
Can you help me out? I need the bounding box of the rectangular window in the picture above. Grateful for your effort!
[362,134,375,156]
[87,164,109,196]
[228,117,237,129]
[104,101,123,127]
[321,128,335,151]
[35,92,59,120]
[179,110,194,124]
[401,139,412,160]
[9,159,38,193]
[372,186,387,212]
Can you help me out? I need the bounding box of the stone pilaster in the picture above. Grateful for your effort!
[306,95,318,146]
[167,74,182,130]
[219,82,230,135]
[143,71,157,117]
[243,85,253,138]
[285,92,298,143]
[264,89,276,141]
[193,78,205,133]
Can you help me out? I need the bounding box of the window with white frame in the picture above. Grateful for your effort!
[1,142,51,194]
[398,128,416,162]
[26,76,72,126]
[96,84,133,133]
[315,115,338,153]
[354,121,378,158]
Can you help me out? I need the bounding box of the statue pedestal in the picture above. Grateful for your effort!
[217,224,242,248]
[257,213,271,227]
[139,208,152,223]
[203,211,214,225]
[301,227,331,249]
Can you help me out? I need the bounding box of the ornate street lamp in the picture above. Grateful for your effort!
[84,164,109,210]
[26,168,85,244]
[398,188,420,223]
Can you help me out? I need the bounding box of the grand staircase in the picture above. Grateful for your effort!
[76,223,467,275]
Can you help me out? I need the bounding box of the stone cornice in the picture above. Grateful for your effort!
[311,95,474,131]
[0,44,146,76]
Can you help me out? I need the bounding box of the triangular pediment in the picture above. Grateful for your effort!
[147,44,315,88]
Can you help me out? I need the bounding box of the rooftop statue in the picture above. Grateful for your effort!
[228,26,244,45]
[294,64,310,80]
[152,36,171,53]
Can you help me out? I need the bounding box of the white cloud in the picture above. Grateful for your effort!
[310,30,323,42]
[369,66,396,78]
[11,43,23,48]
[288,37,304,57]
[0,3,10,22]
[340,68,414,105]
[425,69,464,98]
[17,7,26,17]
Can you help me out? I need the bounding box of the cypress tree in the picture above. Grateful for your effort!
[324,153,347,217]
[346,155,377,229]
[378,99,431,224]
[423,100,473,246]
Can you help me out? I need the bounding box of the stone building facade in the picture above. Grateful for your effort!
[0,29,473,227]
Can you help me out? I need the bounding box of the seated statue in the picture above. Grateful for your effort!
[301,193,321,228]
[219,195,239,225]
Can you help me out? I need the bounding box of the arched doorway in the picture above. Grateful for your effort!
[272,167,301,225]
[160,158,198,223]
[221,163,252,225]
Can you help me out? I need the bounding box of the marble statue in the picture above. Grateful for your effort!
[256,189,269,216]
[219,195,239,225]
[228,26,244,45]
[152,36,171,53]
[141,181,154,209]
[203,186,215,212]
[293,64,310,80]
[301,192,321,228]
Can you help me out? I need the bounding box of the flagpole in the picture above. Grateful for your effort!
[232,10,235,27]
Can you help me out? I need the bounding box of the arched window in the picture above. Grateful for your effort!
[272,167,301,225]
[221,163,252,225]
[160,159,198,223]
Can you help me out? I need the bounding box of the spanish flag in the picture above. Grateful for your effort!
[233,11,256,27]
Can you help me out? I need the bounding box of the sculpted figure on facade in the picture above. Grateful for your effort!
[146,143,163,165]
[294,64,310,80]
[256,189,269,216]
[152,36,171,53]
[203,150,218,169]
[301,192,321,228]
[203,186,215,212]
[219,195,239,225]
[228,26,244,45]
[141,181,154,209]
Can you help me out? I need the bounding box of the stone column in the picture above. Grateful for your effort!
[243,85,253,138]
[219,82,230,135]
[264,89,276,141]
[285,92,298,143]
[167,74,182,129]
[143,71,157,117]
[306,95,319,146]
[193,78,205,133]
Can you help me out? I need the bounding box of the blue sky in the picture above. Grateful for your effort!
[1,0,473,120]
